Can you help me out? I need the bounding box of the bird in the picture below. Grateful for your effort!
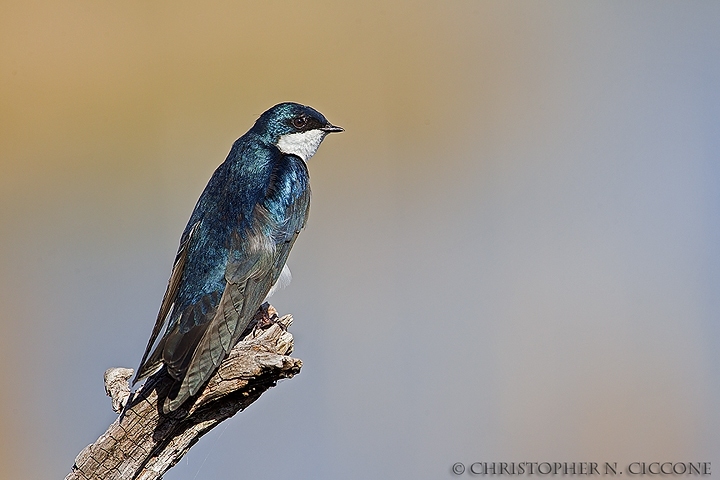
[133,102,343,413]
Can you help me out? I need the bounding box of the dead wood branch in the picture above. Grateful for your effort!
[66,305,301,480]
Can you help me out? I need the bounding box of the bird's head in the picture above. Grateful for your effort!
[251,102,343,162]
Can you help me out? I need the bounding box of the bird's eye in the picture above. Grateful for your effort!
[291,116,307,129]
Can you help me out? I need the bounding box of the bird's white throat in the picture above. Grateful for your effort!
[276,130,326,162]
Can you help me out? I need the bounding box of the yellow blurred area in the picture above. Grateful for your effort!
[0,1,527,242]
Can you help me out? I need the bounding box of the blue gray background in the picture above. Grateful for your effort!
[1,1,718,478]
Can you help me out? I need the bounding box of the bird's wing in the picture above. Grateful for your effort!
[133,221,200,383]
[163,209,304,412]
[163,155,310,412]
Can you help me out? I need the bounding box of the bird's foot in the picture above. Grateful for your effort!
[255,303,280,329]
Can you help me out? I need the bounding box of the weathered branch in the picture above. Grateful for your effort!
[66,305,302,480]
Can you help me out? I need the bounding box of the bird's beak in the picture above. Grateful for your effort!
[321,123,344,133]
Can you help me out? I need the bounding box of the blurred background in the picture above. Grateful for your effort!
[1,1,719,478]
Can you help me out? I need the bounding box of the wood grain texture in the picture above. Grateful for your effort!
[66,305,301,480]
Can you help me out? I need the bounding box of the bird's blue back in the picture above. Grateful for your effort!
[171,132,309,333]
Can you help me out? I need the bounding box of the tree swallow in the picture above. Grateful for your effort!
[134,102,343,413]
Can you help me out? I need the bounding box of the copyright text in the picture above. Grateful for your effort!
[451,462,711,476]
